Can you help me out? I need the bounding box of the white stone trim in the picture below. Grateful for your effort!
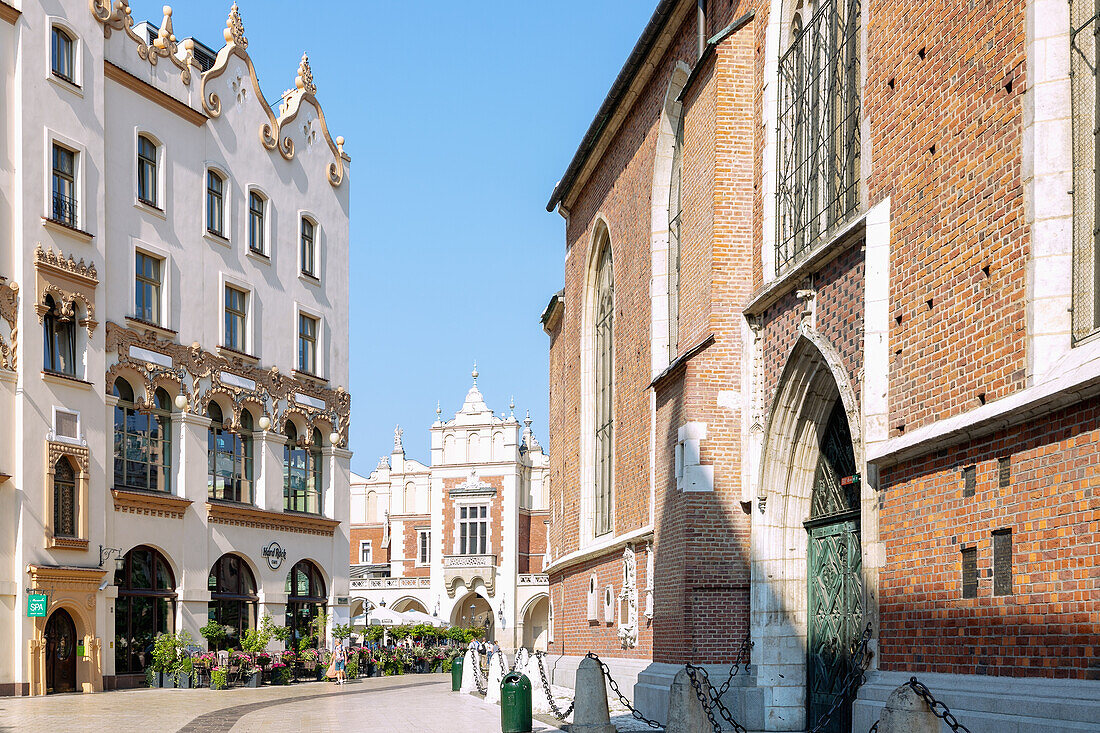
[542,524,654,576]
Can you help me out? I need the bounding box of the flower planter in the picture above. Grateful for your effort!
[245,671,261,688]
[175,672,192,689]
[211,677,228,691]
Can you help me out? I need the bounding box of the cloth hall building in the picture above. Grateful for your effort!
[348,371,551,653]
[542,0,1099,730]
[0,1,353,695]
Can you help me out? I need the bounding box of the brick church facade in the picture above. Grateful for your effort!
[542,0,1099,729]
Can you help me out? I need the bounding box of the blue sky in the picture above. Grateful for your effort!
[162,1,654,472]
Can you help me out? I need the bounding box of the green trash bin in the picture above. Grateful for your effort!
[451,654,464,691]
[500,672,532,733]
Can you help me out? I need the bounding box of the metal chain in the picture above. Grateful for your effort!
[685,663,748,733]
[534,651,575,721]
[469,647,487,694]
[808,622,874,733]
[585,652,662,729]
[496,649,508,676]
[907,677,971,733]
[868,721,879,733]
[716,633,754,699]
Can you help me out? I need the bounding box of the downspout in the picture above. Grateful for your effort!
[697,0,707,59]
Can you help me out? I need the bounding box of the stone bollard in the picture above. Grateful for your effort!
[460,647,478,694]
[524,654,544,692]
[487,651,504,704]
[571,656,616,733]
[665,667,711,733]
[878,682,940,733]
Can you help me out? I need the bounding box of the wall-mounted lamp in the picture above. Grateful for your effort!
[99,545,125,572]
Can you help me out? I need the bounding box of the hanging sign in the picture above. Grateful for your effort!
[27,594,48,617]
[840,474,861,486]
[262,541,287,570]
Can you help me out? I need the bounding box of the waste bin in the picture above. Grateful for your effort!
[451,654,464,691]
[500,672,532,733]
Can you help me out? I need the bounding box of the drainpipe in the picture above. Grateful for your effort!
[697,0,707,59]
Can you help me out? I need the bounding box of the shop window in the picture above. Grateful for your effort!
[207,554,257,649]
[114,546,176,674]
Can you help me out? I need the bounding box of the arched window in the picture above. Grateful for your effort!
[207,554,257,649]
[206,169,224,237]
[113,379,172,493]
[114,546,175,674]
[285,560,326,650]
[42,294,77,376]
[668,113,683,357]
[366,491,378,523]
[207,403,253,503]
[284,423,322,514]
[50,26,74,83]
[594,240,614,537]
[404,481,416,514]
[137,135,158,207]
[53,457,77,538]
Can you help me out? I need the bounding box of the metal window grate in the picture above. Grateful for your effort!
[997,456,1010,489]
[962,465,976,498]
[776,0,861,272]
[1071,0,1098,339]
[992,529,1012,596]
[961,546,978,599]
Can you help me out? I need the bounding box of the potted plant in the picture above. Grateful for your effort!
[210,666,229,690]
[151,633,178,688]
[200,620,228,653]
[270,661,291,685]
[346,652,359,680]
[175,655,195,689]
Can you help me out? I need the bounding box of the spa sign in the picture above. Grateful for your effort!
[262,541,288,570]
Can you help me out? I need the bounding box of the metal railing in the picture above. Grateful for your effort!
[443,554,496,568]
[50,192,78,228]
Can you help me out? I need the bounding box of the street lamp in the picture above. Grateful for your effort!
[99,545,125,572]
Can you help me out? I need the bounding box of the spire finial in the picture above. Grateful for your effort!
[471,361,478,384]
[436,400,442,417]
[225,2,247,48]
[296,52,316,95]
[524,409,532,428]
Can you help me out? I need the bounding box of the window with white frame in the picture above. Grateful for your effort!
[458,504,488,555]
[359,540,372,564]
[300,217,317,277]
[417,530,431,565]
[248,191,266,254]
[224,285,248,352]
[593,237,614,537]
[51,143,77,227]
[51,26,75,83]
[137,135,159,207]
[297,313,318,374]
[206,170,225,237]
[134,251,162,325]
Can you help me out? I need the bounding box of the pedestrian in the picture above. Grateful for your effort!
[334,642,347,685]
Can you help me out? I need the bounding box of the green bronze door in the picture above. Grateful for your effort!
[805,401,863,733]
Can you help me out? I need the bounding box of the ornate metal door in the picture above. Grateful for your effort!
[805,401,862,733]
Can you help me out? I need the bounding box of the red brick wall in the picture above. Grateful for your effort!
[399,516,432,577]
[865,0,1028,434]
[349,525,387,566]
[879,398,1100,680]
[443,476,504,560]
[519,510,550,574]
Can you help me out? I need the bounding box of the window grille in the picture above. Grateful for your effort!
[960,546,977,599]
[992,529,1012,596]
[594,243,614,536]
[668,114,683,358]
[1071,0,1099,339]
[962,465,976,498]
[54,458,77,538]
[51,144,77,227]
[997,456,1010,489]
[776,0,861,271]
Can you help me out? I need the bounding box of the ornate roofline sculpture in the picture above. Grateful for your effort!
[90,0,196,85]
[275,54,346,186]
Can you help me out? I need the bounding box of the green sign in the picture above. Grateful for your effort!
[27,594,48,618]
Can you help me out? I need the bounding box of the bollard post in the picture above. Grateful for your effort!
[878,682,940,733]
[460,646,478,693]
[524,654,543,692]
[570,656,616,733]
[665,667,711,733]
[487,650,504,704]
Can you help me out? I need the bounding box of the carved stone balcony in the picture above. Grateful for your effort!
[443,554,496,598]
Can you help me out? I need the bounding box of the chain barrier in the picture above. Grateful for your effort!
[468,646,487,694]
[534,651,575,721]
[716,632,754,699]
[808,622,874,733]
[585,652,662,729]
[496,649,508,677]
[905,677,971,732]
[685,664,748,733]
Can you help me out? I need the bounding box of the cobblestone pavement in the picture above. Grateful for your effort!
[0,675,567,733]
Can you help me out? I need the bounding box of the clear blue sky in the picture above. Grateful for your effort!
[158,1,654,473]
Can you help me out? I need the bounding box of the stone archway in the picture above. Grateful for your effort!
[520,595,549,651]
[392,597,428,614]
[450,591,494,643]
[751,334,868,731]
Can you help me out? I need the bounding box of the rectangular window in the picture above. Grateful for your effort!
[418,530,431,565]
[1070,0,1100,337]
[297,313,317,374]
[224,286,247,352]
[206,171,224,236]
[51,27,74,83]
[137,136,157,207]
[51,143,77,226]
[962,465,976,498]
[993,529,1012,596]
[961,546,978,599]
[248,192,265,254]
[459,505,488,555]
[301,218,316,277]
[998,456,1010,489]
[359,540,372,565]
[134,252,162,324]
[776,0,861,270]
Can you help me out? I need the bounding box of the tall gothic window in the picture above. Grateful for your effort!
[53,457,77,538]
[208,554,256,649]
[114,546,176,674]
[1071,0,1100,338]
[594,240,614,537]
[42,294,77,376]
[668,113,684,358]
[207,403,253,503]
[777,0,861,271]
[113,379,172,493]
[284,423,321,514]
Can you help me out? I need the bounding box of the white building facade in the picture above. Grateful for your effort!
[0,1,352,695]
[349,371,551,653]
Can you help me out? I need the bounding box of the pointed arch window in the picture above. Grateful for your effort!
[43,294,77,376]
[113,379,172,493]
[594,241,614,537]
[207,403,253,503]
[53,457,77,538]
[668,113,683,358]
[284,423,322,514]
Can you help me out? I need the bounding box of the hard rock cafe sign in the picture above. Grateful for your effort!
[262,541,288,570]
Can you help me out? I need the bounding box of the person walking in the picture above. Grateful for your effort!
[333,642,347,685]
